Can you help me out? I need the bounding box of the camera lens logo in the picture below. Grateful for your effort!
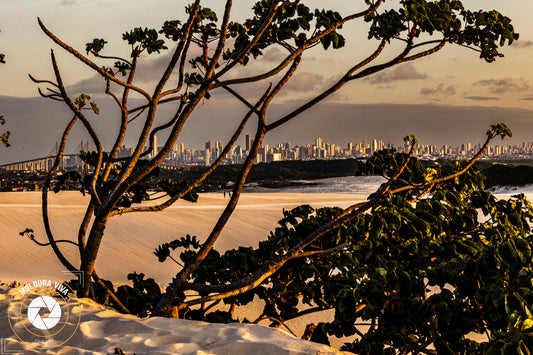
[8,277,81,350]
[27,296,62,330]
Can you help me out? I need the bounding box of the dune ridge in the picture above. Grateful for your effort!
[0,286,345,354]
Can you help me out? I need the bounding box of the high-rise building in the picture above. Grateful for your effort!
[205,149,211,166]
[245,135,251,151]
[205,141,213,152]
[152,134,158,157]
[315,137,323,149]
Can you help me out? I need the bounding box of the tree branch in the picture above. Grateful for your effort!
[215,1,280,79]
[41,115,78,273]
[110,85,271,217]
[50,50,103,206]
[265,38,387,131]
[38,18,152,101]
[169,130,495,311]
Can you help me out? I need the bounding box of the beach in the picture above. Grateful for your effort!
[0,190,369,354]
[0,191,368,283]
[2,184,532,353]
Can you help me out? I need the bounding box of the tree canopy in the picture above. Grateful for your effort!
[20,0,526,352]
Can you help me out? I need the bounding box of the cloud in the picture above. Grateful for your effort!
[210,71,330,101]
[511,40,533,48]
[473,78,530,94]
[133,53,174,83]
[67,75,108,95]
[519,96,533,101]
[66,48,204,95]
[464,96,499,101]
[376,84,397,90]
[262,48,288,63]
[420,83,456,96]
[365,63,428,84]
[60,0,75,5]
[283,72,328,93]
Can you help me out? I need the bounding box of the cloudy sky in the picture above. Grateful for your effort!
[1,0,532,163]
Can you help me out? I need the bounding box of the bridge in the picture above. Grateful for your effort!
[0,141,91,172]
[0,154,83,172]
[0,140,176,173]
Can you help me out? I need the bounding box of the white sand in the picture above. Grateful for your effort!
[0,191,366,283]
[2,189,525,353]
[0,191,363,354]
[0,286,345,354]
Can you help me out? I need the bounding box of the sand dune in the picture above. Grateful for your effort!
[0,191,364,353]
[0,191,366,284]
[0,286,345,354]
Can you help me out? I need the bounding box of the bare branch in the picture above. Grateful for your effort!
[139,95,188,161]
[398,39,447,63]
[28,74,59,88]
[50,50,103,205]
[109,85,272,217]
[204,0,233,79]
[265,38,387,131]
[292,243,349,259]
[153,0,201,99]
[77,202,96,255]
[41,115,79,272]
[215,1,280,79]
[90,51,132,66]
[100,55,139,184]
[38,18,152,101]
[23,233,79,247]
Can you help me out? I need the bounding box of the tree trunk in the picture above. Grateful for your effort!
[77,216,109,298]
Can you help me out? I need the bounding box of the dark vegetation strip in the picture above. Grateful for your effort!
[2,158,533,192]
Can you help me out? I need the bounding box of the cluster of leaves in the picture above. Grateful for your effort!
[154,234,201,263]
[67,274,161,318]
[144,147,533,354]
[123,27,168,55]
[366,0,518,62]
[223,1,343,65]
[115,272,162,318]
[74,93,99,115]
[0,115,10,147]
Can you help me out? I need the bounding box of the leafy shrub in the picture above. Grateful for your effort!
[148,150,533,354]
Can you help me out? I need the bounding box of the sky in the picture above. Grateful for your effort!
[0,0,532,163]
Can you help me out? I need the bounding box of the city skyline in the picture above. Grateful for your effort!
[0,1,532,166]
[3,132,532,172]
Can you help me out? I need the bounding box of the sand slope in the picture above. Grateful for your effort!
[0,192,364,352]
[0,286,345,354]
[0,191,365,283]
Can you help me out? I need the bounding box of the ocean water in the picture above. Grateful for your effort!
[244,175,533,202]
[244,176,387,194]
